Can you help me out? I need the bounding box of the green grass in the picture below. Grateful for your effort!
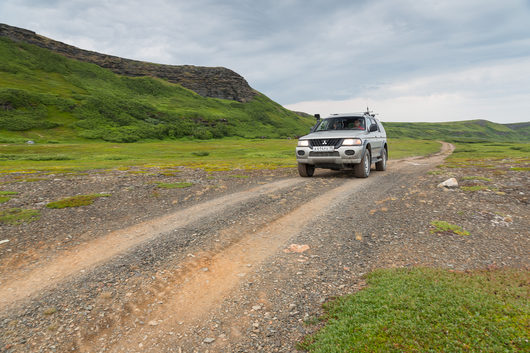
[462,176,492,181]
[461,185,493,192]
[383,120,530,142]
[0,207,40,225]
[155,182,193,189]
[511,167,530,171]
[0,139,440,173]
[0,191,18,203]
[229,174,250,178]
[0,37,314,142]
[299,267,529,352]
[430,220,470,236]
[46,193,111,208]
[386,139,441,159]
[447,142,530,163]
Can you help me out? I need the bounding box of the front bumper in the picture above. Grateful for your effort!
[295,145,364,167]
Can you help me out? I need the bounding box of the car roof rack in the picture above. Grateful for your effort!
[364,107,377,117]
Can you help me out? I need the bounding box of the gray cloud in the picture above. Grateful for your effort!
[1,0,529,122]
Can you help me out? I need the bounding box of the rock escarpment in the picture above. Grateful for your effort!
[0,23,256,102]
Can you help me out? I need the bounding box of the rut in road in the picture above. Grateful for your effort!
[92,143,454,352]
[0,178,301,308]
[83,170,379,352]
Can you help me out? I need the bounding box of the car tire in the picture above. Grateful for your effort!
[353,150,371,178]
[375,148,387,171]
[298,163,315,177]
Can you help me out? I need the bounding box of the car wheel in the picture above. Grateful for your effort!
[353,150,371,178]
[298,163,315,177]
[375,148,387,171]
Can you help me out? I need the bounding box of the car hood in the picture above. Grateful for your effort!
[299,130,367,140]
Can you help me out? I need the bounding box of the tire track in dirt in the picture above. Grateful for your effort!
[95,142,455,352]
[85,172,377,352]
[0,178,303,309]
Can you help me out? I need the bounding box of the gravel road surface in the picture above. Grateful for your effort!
[1,142,528,353]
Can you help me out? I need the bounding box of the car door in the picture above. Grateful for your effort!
[366,117,382,158]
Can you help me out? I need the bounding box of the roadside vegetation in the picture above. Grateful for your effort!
[299,267,528,353]
[0,139,442,173]
[46,194,111,209]
[0,190,18,203]
[446,141,530,163]
[300,143,529,352]
[430,220,470,236]
[383,121,530,143]
[0,207,40,225]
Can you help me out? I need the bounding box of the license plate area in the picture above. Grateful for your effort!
[313,146,334,152]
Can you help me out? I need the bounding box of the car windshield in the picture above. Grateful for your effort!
[315,117,365,131]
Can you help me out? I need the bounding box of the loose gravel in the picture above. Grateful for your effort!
[1,148,528,353]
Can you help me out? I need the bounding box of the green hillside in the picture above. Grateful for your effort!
[0,37,314,142]
[382,119,530,142]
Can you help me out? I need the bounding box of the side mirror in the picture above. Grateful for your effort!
[369,124,378,132]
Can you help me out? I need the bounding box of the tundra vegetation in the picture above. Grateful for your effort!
[299,143,529,352]
[0,32,528,352]
[299,267,528,353]
[0,207,40,225]
[45,193,111,209]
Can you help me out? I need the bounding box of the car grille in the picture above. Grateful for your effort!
[310,139,342,147]
[309,151,340,157]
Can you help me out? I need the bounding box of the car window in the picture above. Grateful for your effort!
[315,117,365,131]
[376,120,385,134]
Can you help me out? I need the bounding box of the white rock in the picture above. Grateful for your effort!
[437,178,458,188]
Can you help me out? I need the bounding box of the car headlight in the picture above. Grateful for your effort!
[342,138,362,146]
[298,140,309,147]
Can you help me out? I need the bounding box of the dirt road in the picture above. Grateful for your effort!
[1,142,528,352]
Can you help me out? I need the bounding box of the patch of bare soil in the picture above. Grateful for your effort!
[1,143,528,353]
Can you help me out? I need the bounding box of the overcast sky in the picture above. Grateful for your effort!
[1,0,530,123]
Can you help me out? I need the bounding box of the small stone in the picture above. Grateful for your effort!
[437,178,458,188]
[148,320,159,326]
[252,305,262,311]
[203,337,215,344]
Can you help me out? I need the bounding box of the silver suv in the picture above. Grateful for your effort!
[295,111,387,177]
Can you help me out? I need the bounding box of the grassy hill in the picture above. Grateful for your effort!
[0,37,314,143]
[382,120,530,142]
[1,34,528,144]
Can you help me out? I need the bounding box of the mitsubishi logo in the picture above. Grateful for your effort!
[322,140,327,145]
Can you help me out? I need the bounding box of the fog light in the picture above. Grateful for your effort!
[345,150,355,156]
[297,150,305,156]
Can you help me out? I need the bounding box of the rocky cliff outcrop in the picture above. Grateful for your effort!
[0,23,256,102]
